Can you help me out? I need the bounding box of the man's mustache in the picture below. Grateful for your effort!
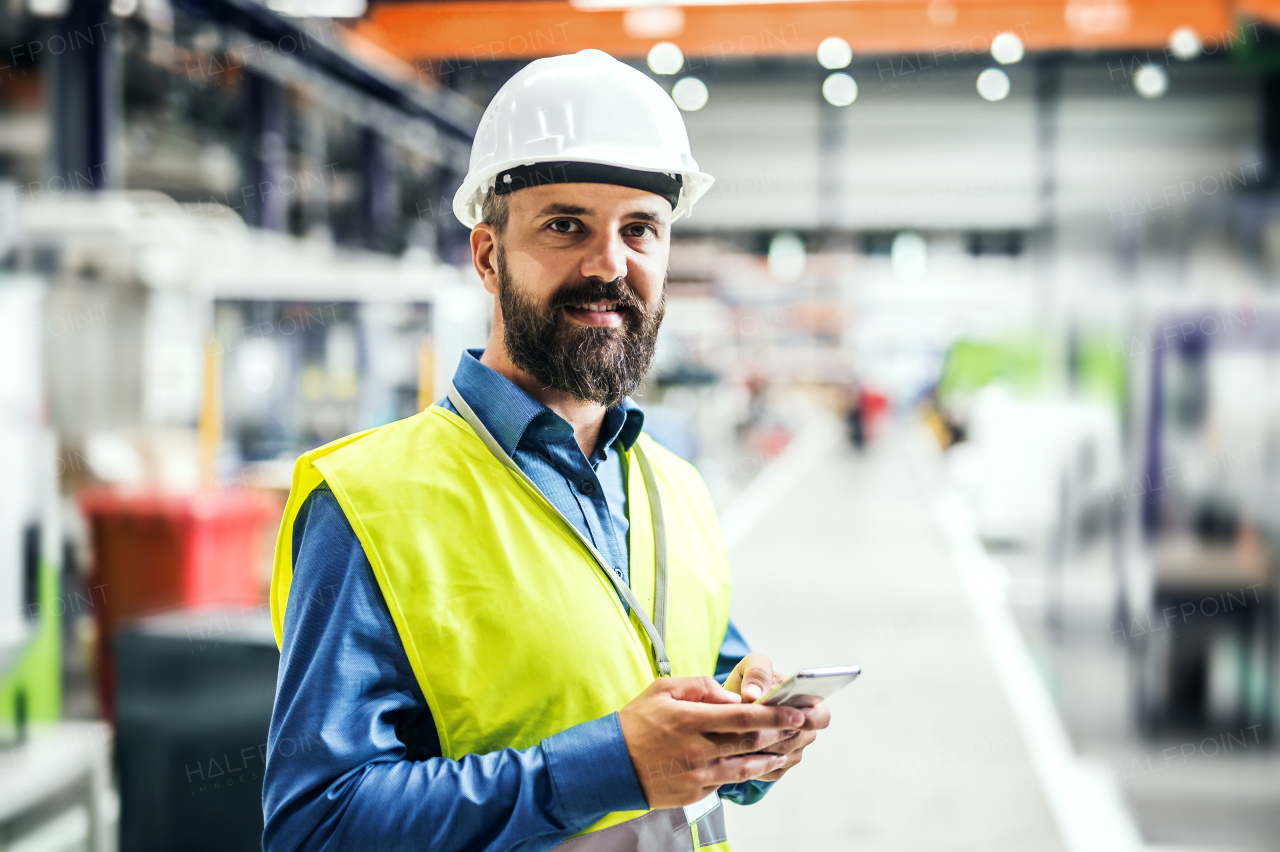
[548,279,642,314]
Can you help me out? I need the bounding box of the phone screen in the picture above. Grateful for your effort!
[757,666,861,707]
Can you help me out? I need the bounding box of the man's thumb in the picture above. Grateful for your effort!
[741,667,772,701]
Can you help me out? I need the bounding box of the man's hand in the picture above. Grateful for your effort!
[752,701,830,781]
[617,677,805,809]
[721,653,831,783]
[721,653,784,702]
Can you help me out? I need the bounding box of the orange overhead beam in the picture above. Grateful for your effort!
[1238,0,1280,24]
[357,0,1257,72]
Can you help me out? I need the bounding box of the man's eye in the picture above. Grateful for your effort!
[625,224,653,238]
[549,219,579,233]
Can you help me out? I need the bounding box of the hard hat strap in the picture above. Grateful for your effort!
[493,161,682,209]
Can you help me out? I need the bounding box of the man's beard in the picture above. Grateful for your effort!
[496,247,665,407]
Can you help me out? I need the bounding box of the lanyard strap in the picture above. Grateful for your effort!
[447,384,672,677]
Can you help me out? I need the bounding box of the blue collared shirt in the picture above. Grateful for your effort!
[439,350,640,590]
[262,350,767,852]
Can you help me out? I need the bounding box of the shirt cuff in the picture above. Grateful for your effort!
[718,778,774,806]
[542,712,649,826]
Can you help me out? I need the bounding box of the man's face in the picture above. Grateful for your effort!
[478,182,671,406]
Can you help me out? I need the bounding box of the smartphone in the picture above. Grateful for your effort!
[756,665,861,708]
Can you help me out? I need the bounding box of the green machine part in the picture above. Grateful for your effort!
[0,276,62,726]
[1074,333,1128,413]
[938,332,1126,413]
[938,336,1048,401]
[0,560,63,724]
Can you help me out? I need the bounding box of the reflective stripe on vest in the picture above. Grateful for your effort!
[552,798,729,852]
[270,404,734,849]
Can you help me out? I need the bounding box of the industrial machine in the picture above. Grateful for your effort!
[0,274,58,734]
[1135,311,1279,739]
[17,193,487,478]
[115,607,278,852]
[0,262,111,852]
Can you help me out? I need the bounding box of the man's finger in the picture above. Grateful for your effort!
[757,755,799,782]
[702,727,798,757]
[696,682,744,705]
[724,652,776,701]
[702,753,788,786]
[739,655,775,702]
[756,730,814,755]
[684,701,804,733]
[799,703,832,731]
[655,676,741,705]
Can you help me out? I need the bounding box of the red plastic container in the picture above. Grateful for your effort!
[79,488,282,718]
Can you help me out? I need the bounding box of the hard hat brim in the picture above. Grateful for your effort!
[452,152,714,229]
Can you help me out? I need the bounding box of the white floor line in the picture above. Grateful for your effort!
[908,439,1147,852]
[717,417,841,552]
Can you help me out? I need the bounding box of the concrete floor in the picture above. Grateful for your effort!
[719,430,1066,852]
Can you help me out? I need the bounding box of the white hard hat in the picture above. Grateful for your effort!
[452,49,715,229]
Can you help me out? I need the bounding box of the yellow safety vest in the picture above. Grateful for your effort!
[271,402,734,851]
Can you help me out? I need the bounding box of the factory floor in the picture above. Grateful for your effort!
[720,425,1067,852]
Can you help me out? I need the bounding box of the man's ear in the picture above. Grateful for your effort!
[471,224,500,295]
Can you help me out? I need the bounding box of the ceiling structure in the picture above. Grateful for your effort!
[354,0,1280,70]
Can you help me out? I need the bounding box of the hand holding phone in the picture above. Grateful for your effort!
[618,676,805,808]
[756,665,861,708]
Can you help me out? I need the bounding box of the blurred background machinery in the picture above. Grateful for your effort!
[1135,313,1279,740]
[114,608,277,852]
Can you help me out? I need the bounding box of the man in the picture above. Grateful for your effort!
[263,50,830,852]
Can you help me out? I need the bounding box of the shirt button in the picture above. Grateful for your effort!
[578,480,594,495]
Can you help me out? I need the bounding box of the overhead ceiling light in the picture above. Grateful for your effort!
[1064,0,1130,35]
[672,77,708,111]
[111,0,138,15]
[990,32,1024,64]
[310,0,366,16]
[1134,64,1168,99]
[27,0,70,17]
[767,232,806,283]
[976,67,1010,101]
[647,42,684,75]
[817,36,852,70]
[891,231,928,283]
[624,6,684,39]
[822,72,857,106]
[926,0,958,26]
[268,0,366,16]
[1168,26,1201,60]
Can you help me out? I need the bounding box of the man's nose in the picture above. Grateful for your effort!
[579,231,628,283]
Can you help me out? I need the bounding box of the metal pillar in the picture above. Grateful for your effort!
[436,166,472,264]
[1261,73,1280,188]
[361,127,398,252]
[817,72,846,231]
[1034,58,1062,231]
[300,100,330,239]
[1032,57,1063,326]
[48,0,115,190]
[243,71,289,231]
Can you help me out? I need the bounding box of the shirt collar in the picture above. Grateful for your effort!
[597,398,645,460]
[450,349,645,458]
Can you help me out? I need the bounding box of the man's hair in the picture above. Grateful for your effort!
[480,189,509,235]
